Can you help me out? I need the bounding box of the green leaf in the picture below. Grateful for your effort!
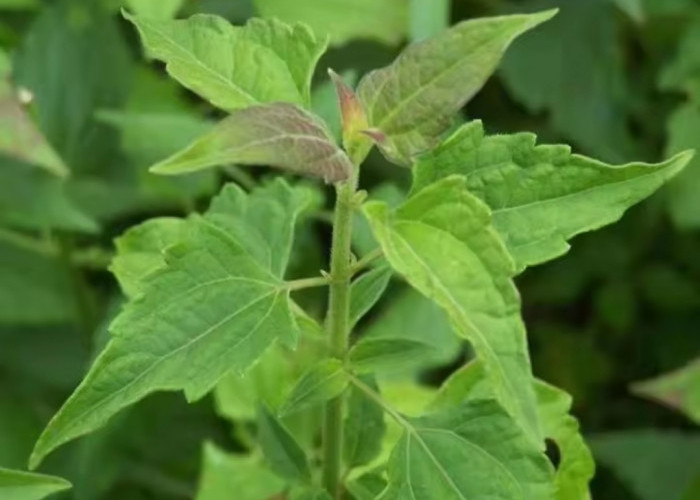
[590,430,700,500]
[363,176,542,443]
[343,376,386,468]
[346,473,387,500]
[150,102,353,183]
[413,121,692,270]
[280,359,349,416]
[349,266,392,328]
[499,0,637,162]
[124,13,327,110]
[110,217,189,298]
[290,487,333,500]
[357,10,556,165]
[631,358,700,424]
[30,180,313,468]
[257,406,311,483]
[379,399,554,499]
[125,0,185,19]
[253,0,408,46]
[409,0,451,42]
[195,443,285,500]
[0,241,76,325]
[0,0,39,10]
[665,102,700,228]
[0,67,68,177]
[0,468,71,500]
[349,338,434,373]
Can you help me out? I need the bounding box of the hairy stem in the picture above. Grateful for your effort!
[322,174,358,498]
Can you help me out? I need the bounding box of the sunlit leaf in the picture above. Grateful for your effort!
[413,121,692,270]
[0,468,71,500]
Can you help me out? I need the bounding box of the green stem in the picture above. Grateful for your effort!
[286,275,331,291]
[322,174,358,498]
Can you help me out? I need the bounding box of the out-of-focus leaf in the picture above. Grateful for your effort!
[611,0,645,22]
[254,0,408,46]
[280,359,349,416]
[257,406,311,483]
[358,10,555,164]
[125,0,185,19]
[125,13,327,110]
[591,430,700,500]
[349,266,392,328]
[413,121,691,270]
[631,358,700,423]
[0,390,42,469]
[195,443,285,500]
[290,487,332,500]
[665,102,700,228]
[349,338,434,373]
[661,20,700,98]
[500,0,637,162]
[0,468,71,500]
[110,217,189,298]
[409,0,450,41]
[30,180,313,468]
[0,0,39,10]
[364,177,542,443]
[343,376,386,468]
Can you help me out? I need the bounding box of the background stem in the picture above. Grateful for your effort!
[322,174,358,498]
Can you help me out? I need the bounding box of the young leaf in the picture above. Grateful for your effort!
[280,359,349,416]
[343,376,386,468]
[357,10,556,164]
[253,0,408,47]
[363,176,542,443]
[349,266,392,328]
[257,406,311,483]
[195,443,285,500]
[413,121,692,270]
[30,180,313,468]
[150,103,353,183]
[349,338,434,373]
[110,217,189,298]
[631,358,700,424]
[379,398,554,499]
[124,13,327,110]
[328,69,372,164]
[0,468,71,500]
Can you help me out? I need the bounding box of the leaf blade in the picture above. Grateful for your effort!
[0,467,71,500]
[280,359,349,416]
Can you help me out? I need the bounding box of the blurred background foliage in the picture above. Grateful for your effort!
[0,0,698,499]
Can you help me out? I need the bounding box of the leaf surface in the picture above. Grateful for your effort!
[343,376,386,468]
[349,266,392,328]
[150,102,353,183]
[357,10,555,164]
[413,121,692,270]
[257,406,311,483]
[125,13,326,110]
[0,468,71,500]
[30,180,313,468]
[363,176,542,442]
[349,338,434,373]
[280,359,349,416]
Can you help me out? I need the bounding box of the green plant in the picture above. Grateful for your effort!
[4,5,695,500]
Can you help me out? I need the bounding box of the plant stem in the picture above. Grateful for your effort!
[286,275,331,291]
[322,174,358,498]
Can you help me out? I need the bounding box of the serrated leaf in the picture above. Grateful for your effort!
[413,121,692,270]
[631,358,700,423]
[349,338,434,373]
[257,406,311,483]
[30,180,312,468]
[590,430,700,500]
[280,359,349,416]
[363,176,542,443]
[150,102,353,183]
[357,10,556,164]
[124,13,327,110]
[110,217,189,298]
[343,376,386,468]
[195,443,285,500]
[379,399,554,499]
[349,266,392,328]
[253,0,407,46]
[0,468,71,500]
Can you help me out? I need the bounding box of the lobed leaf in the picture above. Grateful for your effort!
[631,358,700,424]
[413,121,693,270]
[124,12,327,110]
[150,102,353,183]
[0,467,71,500]
[280,359,349,416]
[363,176,542,443]
[30,180,313,468]
[357,10,556,164]
[379,399,554,499]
